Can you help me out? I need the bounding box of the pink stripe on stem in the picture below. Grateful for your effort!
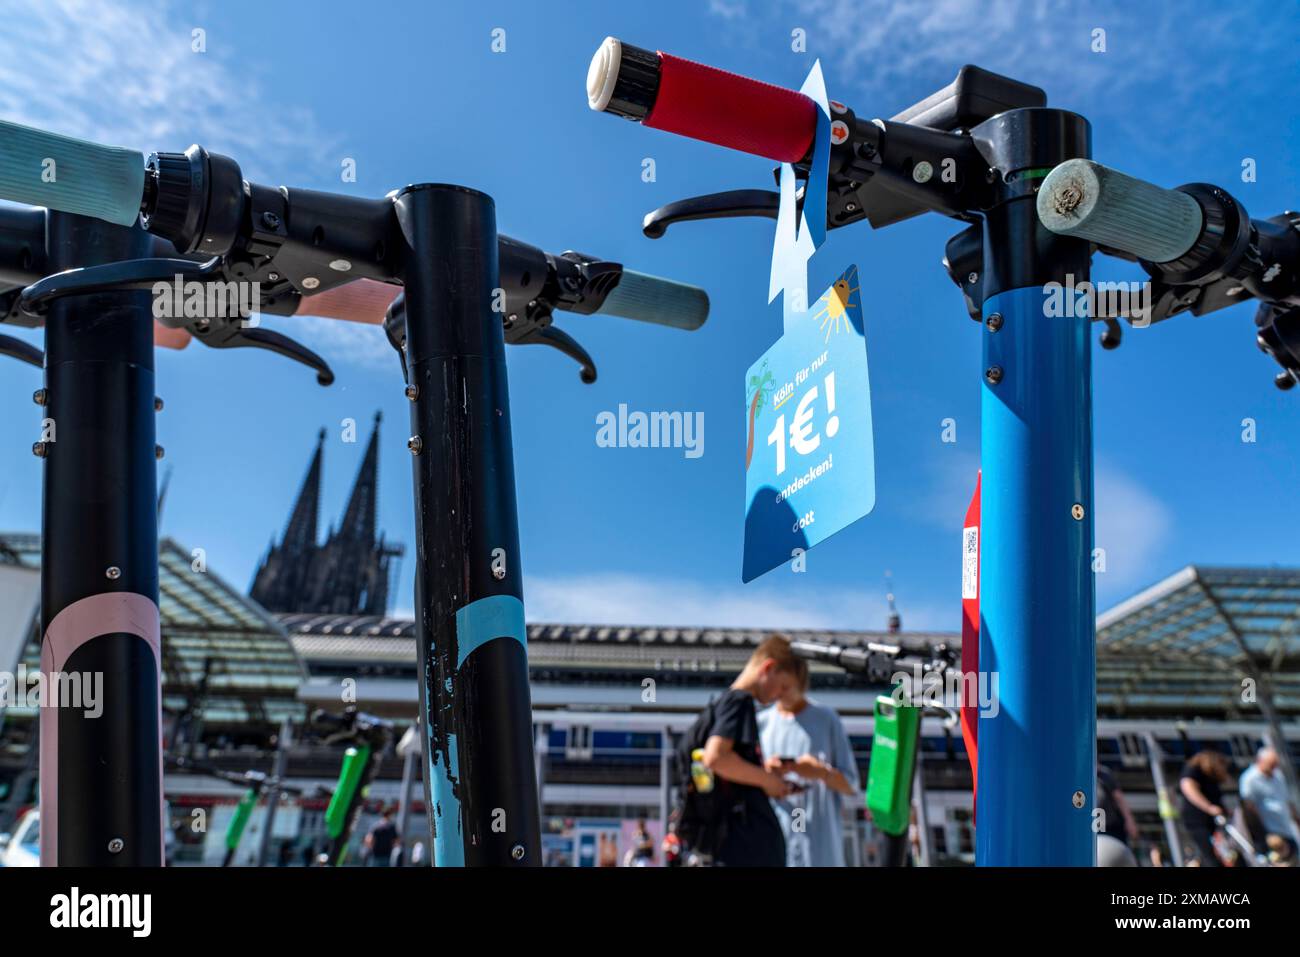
[39,592,161,867]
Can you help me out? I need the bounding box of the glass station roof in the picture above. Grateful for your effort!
[1097,565,1300,717]
[0,533,305,729]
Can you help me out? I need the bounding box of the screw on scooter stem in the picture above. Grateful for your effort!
[0,118,146,226]
[587,37,818,163]
[1036,159,1204,263]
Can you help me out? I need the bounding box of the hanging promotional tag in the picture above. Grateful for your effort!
[743,62,876,582]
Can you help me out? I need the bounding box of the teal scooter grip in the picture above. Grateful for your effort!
[1036,159,1204,265]
[595,269,709,330]
[0,119,144,226]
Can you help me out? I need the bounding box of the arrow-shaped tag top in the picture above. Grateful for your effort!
[768,59,832,330]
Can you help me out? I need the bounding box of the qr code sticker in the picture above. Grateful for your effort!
[962,526,978,600]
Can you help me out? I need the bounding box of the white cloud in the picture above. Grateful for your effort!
[908,446,1172,593]
[523,571,951,632]
[0,0,335,180]
[1094,463,1172,593]
[707,0,1287,130]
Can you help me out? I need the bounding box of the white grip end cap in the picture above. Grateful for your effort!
[587,37,622,112]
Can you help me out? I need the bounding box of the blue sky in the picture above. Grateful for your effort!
[0,0,1297,630]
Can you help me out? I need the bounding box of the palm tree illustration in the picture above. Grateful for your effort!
[746,367,775,470]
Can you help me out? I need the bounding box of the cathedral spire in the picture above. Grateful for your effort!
[336,412,380,545]
[249,429,326,612]
[283,429,326,553]
[252,415,402,618]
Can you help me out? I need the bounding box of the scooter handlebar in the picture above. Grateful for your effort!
[594,269,709,330]
[1036,159,1204,264]
[0,118,144,227]
[587,37,817,164]
[294,277,397,324]
[295,268,709,332]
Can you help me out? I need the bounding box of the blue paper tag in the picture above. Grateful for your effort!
[743,60,876,582]
[743,264,876,581]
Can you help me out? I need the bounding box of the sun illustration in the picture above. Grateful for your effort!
[814,269,860,343]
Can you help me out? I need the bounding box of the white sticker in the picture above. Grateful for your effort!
[962,526,979,600]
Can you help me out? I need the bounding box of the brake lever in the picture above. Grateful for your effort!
[642,189,780,239]
[385,288,599,385]
[17,255,334,384]
[1256,301,1300,390]
[18,256,219,317]
[191,320,334,386]
[0,332,42,367]
[512,323,597,383]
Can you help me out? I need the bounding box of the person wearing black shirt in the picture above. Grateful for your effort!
[1179,750,1231,866]
[1097,766,1138,846]
[700,635,804,867]
[364,810,399,867]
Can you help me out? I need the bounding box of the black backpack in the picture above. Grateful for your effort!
[671,696,740,857]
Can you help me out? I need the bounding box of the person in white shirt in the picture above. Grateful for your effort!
[1239,746,1300,861]
[758,665,860,867]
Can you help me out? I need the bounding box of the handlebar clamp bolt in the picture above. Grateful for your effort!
[107,838,125,854]
[1071,790,1086,809]
[302,277,320,290]
[156,445,165,460]
[912,161,934,184]
[1071,504,1085,521]
[985,312,1003,332]
[31,442,48,458]
[404,384,419,401]
[261,211,281,230]
[407,436,423,455]
[154,396,164,412]
[32,388,47,406]
[105,566,121,580]
[984,366,1003,385]
[268,272,280,283]
[967,272,978,285]
[511,844,526,861]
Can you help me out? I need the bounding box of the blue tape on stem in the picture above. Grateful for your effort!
[453,594,526,670]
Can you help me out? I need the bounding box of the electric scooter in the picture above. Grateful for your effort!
[165,754,316,867]
[0,117,710,866]
[585,39,1298,865]
[309,708,394,867]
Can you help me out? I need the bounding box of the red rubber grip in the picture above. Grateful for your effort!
[295,278,399,324]
[646,52,816,163]
[154,324,191,350]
